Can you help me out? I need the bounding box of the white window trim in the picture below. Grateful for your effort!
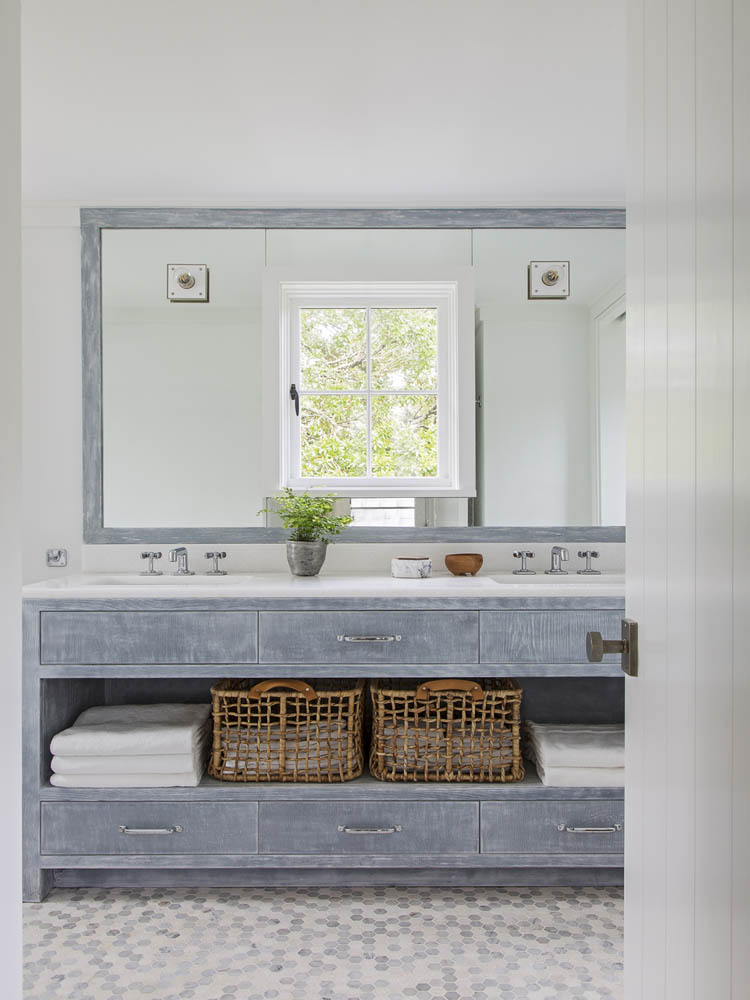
[262,270,476,498]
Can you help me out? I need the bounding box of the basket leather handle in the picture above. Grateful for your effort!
[247,679,317,700]
[415,679,484,701]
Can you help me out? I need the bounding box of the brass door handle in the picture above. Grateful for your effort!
[586,633,626,659]
[586,619,639,676]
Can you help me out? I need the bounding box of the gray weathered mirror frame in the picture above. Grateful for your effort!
[81,207,626,544]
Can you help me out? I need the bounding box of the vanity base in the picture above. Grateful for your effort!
[49,866,623,893]
[23,595,626,903]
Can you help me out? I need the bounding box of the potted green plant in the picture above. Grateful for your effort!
[259,489,352,576]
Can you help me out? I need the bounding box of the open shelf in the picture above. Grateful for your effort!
[40,763,623,802]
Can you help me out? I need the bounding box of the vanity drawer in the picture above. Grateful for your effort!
[40,802,259,855]
[481,800,624,854]
[258,611,478,664]
[40,611,258,664]
[479,611,622,663]
[258,801,478,855]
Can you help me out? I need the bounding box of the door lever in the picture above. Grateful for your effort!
[586,618,639,676]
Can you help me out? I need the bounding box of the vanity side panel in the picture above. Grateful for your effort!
[40,611,258,664]
[22,605,52,901]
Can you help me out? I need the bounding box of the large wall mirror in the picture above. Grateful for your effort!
[82,209,625,543]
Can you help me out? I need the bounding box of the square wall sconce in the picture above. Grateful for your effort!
[167,264,209,302]
[528,260,570,299]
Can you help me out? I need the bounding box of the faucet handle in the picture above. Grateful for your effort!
[140,551,163,576]
[204,551,227,576]
[512,550,536,575]
[577,550,601,575]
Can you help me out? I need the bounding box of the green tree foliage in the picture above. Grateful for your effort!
[299,307,438,479]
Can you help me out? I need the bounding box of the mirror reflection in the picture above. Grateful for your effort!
[100,227,624,530]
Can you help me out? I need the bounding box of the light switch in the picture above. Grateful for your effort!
[528,260,570,299]
[167,264,209,302]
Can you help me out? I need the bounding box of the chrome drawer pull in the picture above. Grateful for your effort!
[118,825,184,835]
[337,635,402,643]
[556,824,622,834]
[337,825,403,835]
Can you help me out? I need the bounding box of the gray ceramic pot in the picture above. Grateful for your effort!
[286,540,328,576]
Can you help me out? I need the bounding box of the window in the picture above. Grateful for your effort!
[270,279,474,496]
[349,497,417,527]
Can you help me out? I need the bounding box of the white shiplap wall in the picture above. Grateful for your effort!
[625,0,749,996]
[0,0,23,989]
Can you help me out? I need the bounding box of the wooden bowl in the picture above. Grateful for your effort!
[444,553,483,576]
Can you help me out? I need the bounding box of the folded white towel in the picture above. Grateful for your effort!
[73,703,211,727]
[533,760,624,787]
[525,722,624,769]
[49,771,203,788]
[50,704,211,757]
[51,739,209,775]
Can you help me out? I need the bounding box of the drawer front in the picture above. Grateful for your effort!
[40,611,258,664]
[481,800,624,854]
[259,801,478,855]
[480,610,622,663]
[41,802,258,855]
[259,611,478,664]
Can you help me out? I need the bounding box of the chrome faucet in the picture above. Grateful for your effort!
[168,546,194,576]
[545,545,569,575]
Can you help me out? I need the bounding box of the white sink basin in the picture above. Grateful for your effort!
[490,572,624,596]
[34,573,259,588]
[491,573,624,585]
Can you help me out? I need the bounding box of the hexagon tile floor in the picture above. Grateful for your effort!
[23,886,623,1000]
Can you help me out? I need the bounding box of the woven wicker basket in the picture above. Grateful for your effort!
[370,678,524,782]
[209,678,365,782]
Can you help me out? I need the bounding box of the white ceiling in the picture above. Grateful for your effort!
[21,0,625,206]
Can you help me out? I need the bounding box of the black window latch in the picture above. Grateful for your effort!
[290,383,300,416]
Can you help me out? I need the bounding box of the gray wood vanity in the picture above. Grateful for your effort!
[22,580,625,902]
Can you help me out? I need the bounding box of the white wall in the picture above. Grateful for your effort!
[472,229,625,525]
[0,0,23,988]
[595,305,626,524]
[102,229,266,527]
[22,219,84,580]
[21,0,626,207]
[477,305,593,524]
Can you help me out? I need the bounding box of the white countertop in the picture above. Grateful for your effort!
[23,571,626,600]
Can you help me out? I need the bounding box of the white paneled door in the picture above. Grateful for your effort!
[625,0,748,997]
